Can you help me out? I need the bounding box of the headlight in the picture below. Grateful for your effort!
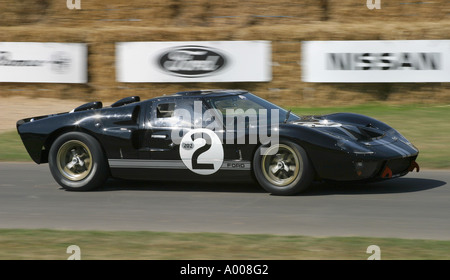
[337,139,374,155]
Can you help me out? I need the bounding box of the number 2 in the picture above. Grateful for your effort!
[191,132,214,170]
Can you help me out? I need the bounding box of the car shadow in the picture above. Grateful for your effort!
[300,177,447,196]
[93,177,447,196]
[96,179,266,194]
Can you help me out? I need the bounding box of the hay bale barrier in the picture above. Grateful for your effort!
[0,0,448,106]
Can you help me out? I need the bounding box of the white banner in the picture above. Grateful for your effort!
[302,40,450,83]
[0,42,87,83]
[116,41,271,82]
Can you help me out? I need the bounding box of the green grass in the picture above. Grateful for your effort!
[0,229,449,260]
[3,103,450,168]
[0,130,31,161]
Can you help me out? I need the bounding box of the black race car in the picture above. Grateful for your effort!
[17,89,419,195]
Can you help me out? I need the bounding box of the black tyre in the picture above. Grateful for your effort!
[253,140,314,195]
[48,132,109,191]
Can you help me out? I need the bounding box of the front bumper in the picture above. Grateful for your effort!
[311,138,419,182]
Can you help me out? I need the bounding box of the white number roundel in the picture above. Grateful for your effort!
[179,128,224,175]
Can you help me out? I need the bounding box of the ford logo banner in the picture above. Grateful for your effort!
[116,41,271,83]
[158,46,226,77]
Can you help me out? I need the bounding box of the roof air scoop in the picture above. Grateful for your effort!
[359,126,385,139]
[111,96,140,107]
[72,101,103,113]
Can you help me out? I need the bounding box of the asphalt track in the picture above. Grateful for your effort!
[0,162,449,240]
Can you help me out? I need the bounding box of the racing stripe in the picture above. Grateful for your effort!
[383,140,413,157]
[335,127,358,140]
[389,142,413,156]
[377,139,409,157]
[108,159,251,170]
[108,159,185,169]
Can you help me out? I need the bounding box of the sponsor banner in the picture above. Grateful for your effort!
[0,42,87,83]
[116,41,271,82]
[302,40,450,82]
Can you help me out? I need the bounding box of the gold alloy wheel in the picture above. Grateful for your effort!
[56,140,93,181]
[261,144,302,187]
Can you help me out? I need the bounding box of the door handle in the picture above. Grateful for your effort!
[151,134,168,139]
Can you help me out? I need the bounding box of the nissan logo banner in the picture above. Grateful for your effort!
[116,41,271,83]
[0,43,87,83]
[302,40,450,83]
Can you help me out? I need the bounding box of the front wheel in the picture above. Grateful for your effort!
[48,132,109,191]
[253,141,314,195]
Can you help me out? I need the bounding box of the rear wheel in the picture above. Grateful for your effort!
[253,140,314,195]
[49,132,108,191]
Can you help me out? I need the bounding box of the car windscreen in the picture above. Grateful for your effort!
[204,92,300,124]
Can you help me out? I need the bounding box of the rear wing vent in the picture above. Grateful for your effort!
[73,101,103,112]
[111,96,140,107]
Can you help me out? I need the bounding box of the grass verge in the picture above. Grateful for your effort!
[2,103,450,168]
[0,130,30,161]
[0,229,450,260]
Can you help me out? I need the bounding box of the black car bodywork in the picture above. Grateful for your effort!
[17,89,419,195]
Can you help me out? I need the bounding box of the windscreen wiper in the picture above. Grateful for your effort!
[284,109,291,123]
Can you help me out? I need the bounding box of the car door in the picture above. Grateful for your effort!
[141,96,252,178]
[144,98,181,160]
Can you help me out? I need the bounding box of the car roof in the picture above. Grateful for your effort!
[136,89,249,105]
[171,89,248,98]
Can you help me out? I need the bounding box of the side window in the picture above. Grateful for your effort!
[151,100,194,128]
[157,103,175,118]
[151,101,177,128]
[150,98,218,129]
